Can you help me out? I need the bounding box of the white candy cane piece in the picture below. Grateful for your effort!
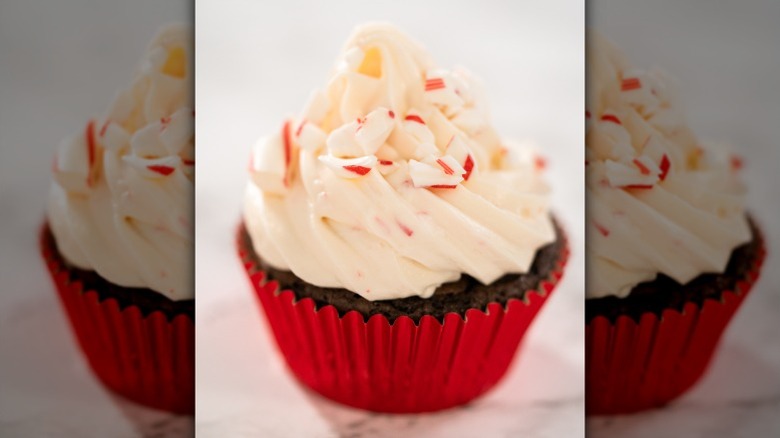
[101,122,130,152]
[297,121,327,152]
[160,107,193,155]
[423,71,464,114]
[355,107,395,155]
[249,128,290,195]
[326,121,363,157]
[409,156,465,189]
[318,154,377,178]
[620,70,659,112]
[130,122,166,157]
[52,123,97,194]
[594,112,634,162]
[444,134,475,180]
[302,89,330,125]
[123,154,180,179]
[632,155,661,177]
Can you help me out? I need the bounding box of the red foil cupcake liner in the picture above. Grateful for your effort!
[40,226,195,415]
[586,234,766,415]
[239,230,568,413]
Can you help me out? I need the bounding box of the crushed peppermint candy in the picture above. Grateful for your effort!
[354,107,395,155]
[409,155,465,189]
[249,123,294,194]
[318,154,377,178]
[445,134,476,181]
[123,155,180,179]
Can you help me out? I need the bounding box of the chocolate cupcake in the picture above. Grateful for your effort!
[42,25,194,414]
[585,32,765,415]
[240,23,568,413]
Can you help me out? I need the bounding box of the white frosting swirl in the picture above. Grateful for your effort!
[586,32,751,299]
[47,24,194,300]
[244,23,555,301]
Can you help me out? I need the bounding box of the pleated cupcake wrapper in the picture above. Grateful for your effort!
[586,235,766,415]
[239,230,568,413]
[40,226,195,415]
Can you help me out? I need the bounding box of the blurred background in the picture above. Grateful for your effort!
[0,1,192,436]
[195,0,584,436]
[589,0,780,436]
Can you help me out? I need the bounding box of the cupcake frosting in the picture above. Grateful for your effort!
[47,24,194,300]
[244,23,555,301]
[586,32,751,299]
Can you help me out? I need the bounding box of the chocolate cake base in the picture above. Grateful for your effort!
[241,219,565,323]
[43,225,194,319]
[585,216,762,324]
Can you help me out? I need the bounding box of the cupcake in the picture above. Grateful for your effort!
[239,23,568,413]
[41,25,194,414]
[585,33,766,414]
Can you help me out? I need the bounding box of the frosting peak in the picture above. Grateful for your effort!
[47,24,194,300]
[586,32,751,299]
[244,24,555,301]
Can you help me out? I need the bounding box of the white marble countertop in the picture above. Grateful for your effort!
[588,1,780,436]
[194,0,584,436]
[0,1,192,436]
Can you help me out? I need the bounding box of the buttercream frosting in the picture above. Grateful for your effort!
[47,24,194,300]
[244,23,555,301]
[586,32,751,299]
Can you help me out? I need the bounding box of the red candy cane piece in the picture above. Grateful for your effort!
[147,165,176,176]
[425,78,446,91]
[621,77,642,91]
[659,154,671,181]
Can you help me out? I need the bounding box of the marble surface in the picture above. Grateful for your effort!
[0,1,193,436]
[588,1,780,436]
[195,0,584,436]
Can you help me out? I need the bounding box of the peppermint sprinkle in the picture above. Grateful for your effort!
[425,77,446,91]
[404,114,425,125]
[436,158,454,175]
[600,114,622,125]
[462,155,474,180]
[730,155,744,171]
[343,165,372,176]
[632,158,651,175]
[147,165,175,176]
[621,77,641,91]
[535,156,547,171]
[594,221,610,237]
[397,221,414,237]
[659,154,671,181]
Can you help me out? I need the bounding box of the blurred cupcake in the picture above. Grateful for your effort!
[41,24,194,414]
[585,32,765,414]
[239,23,568,413]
